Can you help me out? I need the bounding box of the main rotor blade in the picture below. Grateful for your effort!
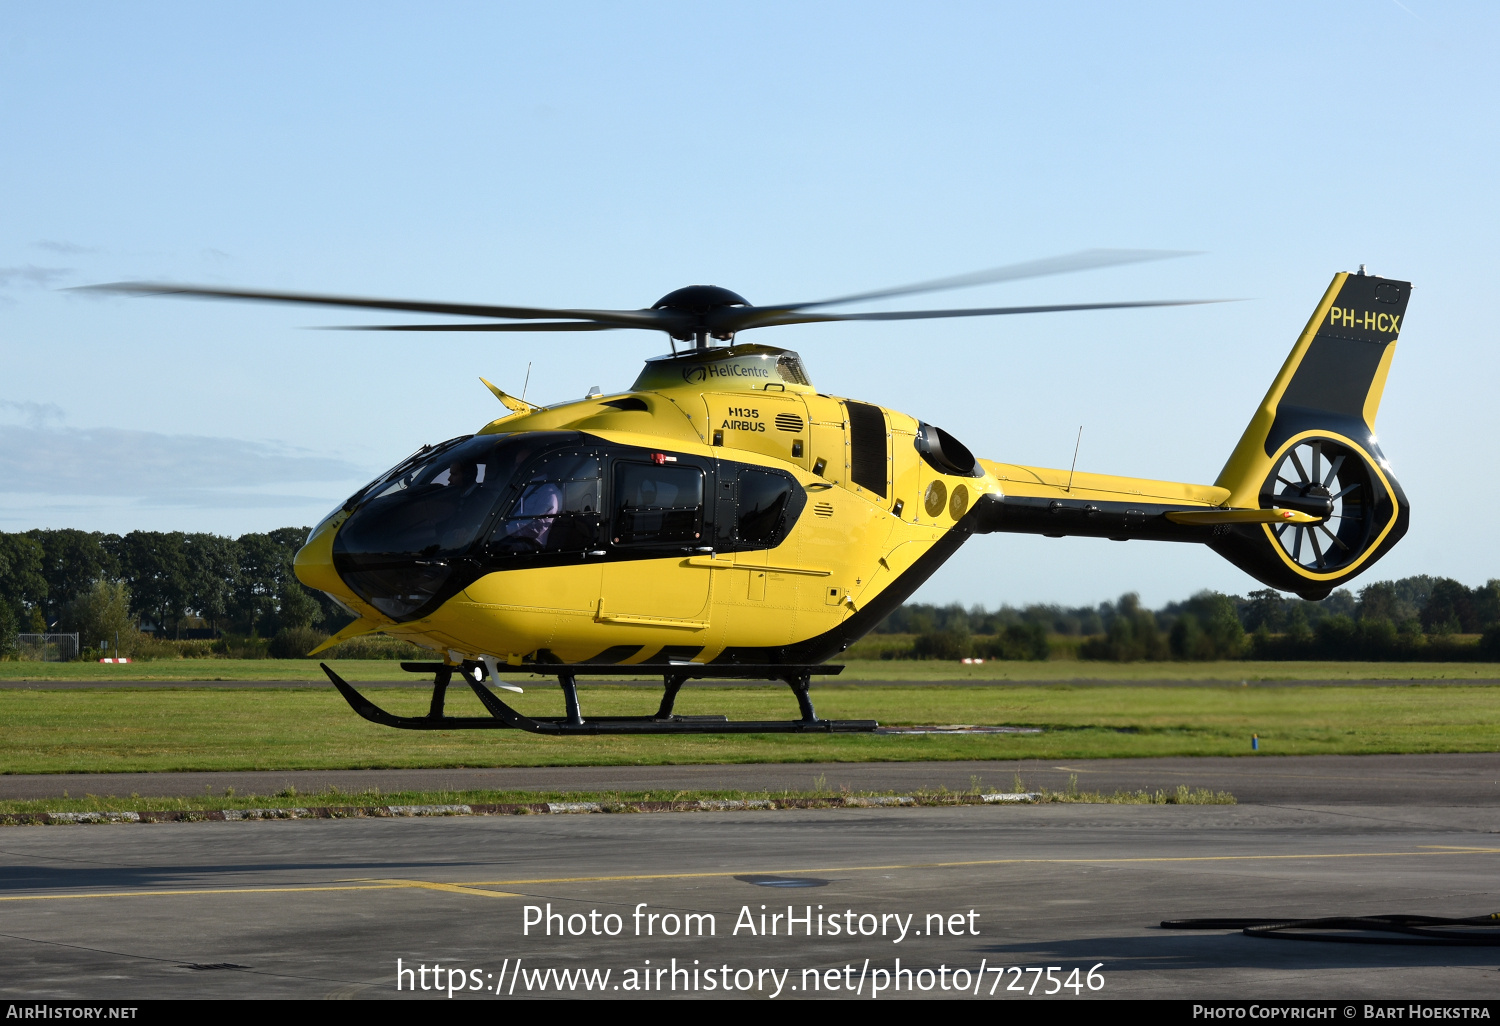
[723,298,1229,331]
[78,282,674,331]
[767,249,1197,312]
[326,321,622,332]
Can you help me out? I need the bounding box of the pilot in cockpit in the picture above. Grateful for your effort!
[434,460,485,549]
[441,460,479,495]
[501,481,564,549]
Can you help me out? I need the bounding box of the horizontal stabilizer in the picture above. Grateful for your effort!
[1165,508,1318,526]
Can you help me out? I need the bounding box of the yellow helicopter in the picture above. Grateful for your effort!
[95,253,1410,735]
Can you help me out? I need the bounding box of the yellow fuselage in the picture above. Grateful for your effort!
[295,345,1231,667]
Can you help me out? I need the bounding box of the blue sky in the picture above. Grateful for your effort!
[1,2,1496,607]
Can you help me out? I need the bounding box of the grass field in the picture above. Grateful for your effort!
[2,658,1499,682]
[2,681,1497,774]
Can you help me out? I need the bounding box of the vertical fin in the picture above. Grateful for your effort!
[1208,271,1411,598]
[1216,271,1410,507]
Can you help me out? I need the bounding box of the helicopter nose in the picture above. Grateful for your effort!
[295,514,357,603]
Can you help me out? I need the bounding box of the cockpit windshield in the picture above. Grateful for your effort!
[333,433,556,618]
[340,435,470,514]
[341,435,543,558]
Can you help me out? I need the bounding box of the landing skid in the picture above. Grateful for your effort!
[319,661,878,735]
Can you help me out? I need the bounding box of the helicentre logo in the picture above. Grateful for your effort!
[682,361,771,385]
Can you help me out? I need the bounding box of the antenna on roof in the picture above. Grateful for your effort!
[1067,426,1083,493]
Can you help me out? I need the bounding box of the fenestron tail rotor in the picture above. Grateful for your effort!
[1265,437,1371,573]
[79,248,1225,349]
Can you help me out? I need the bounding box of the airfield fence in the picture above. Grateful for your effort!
[16,633,80,662]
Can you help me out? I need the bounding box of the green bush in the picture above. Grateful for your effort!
[210,635,272,659]
[0,603,16,660]
[113,633,207,661]
[318,633,432,660]
[268,626,330,659]
[911,629,971,661]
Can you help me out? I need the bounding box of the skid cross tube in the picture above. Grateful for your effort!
[321,662,877,735]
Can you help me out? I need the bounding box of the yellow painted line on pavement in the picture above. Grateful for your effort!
[3,850,1495,904]
[452,848,1500,887]
[362,878,518,898]
[0,878,518,904]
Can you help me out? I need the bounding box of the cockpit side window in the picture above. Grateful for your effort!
[611,462,704,546]
[737,468,795,546]
[488,454,603,555]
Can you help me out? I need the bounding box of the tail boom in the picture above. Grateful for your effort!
[972,271,1412,599]
[974,460,1237,544]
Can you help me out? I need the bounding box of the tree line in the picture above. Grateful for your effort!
[0,527,350,659]
[869,576,1500,661]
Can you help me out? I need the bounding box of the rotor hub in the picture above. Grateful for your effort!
[1278,483,1334,520]
[652,285,751,345]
